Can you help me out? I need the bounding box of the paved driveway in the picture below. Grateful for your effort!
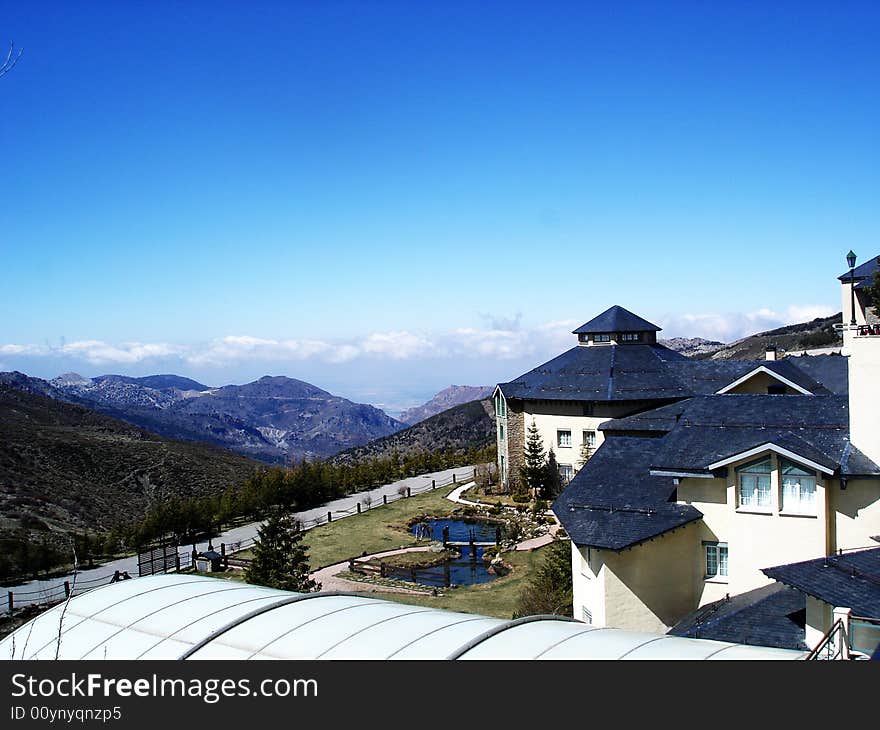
[1,465,476,612]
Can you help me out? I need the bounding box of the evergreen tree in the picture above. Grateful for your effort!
[520,419,548,498]
[513,540,573,618]
[245,508,320,593]
[542,448,562,499]
[867,267,880,317]
[577,439,594,469]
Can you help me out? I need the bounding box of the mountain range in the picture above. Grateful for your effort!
[0,372,403,464]
[662,313,842,361]
[329,398,496,466]
[0,383,259,538]
[397,385,494,424]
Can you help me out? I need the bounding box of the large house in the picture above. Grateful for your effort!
[494,306,845,490]
[496,256,880,654]
[541,257,880,653]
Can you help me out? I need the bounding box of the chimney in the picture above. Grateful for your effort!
[765,345,778,361]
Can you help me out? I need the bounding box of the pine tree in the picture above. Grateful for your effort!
[867,267,880,317]
[577,439,593,469]
[245,508,320,593]
[543,448,562,499]
[520,419,548,498]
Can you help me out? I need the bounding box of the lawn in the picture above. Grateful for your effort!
[370,547,543,619]
[230,483,556,619]
[236,484,461,569]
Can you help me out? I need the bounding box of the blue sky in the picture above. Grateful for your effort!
[1,2,878,412]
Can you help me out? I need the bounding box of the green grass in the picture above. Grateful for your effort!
[298,485,461,568]
[229,484,553,620]
[369,547,543,619]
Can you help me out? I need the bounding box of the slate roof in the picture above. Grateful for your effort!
[789,355,848,395]
[756,360,833,394]
[637,395,880,477]
[552,436,703,550]
[499,346,847,404]
[763,547,880,619]
[669,584,808,651]
[572,306,661,334]
[497,344,692,403]
[838,254,880,287]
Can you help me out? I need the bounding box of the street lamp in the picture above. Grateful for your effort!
[847,250,857,326]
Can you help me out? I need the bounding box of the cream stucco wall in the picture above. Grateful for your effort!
[677,453,830,605]
[831,477,880,550]
[571,526,701,633]
[847,334,880,467]
[526,407,606,476]
[805,596,832,649]
[723,371,802,395]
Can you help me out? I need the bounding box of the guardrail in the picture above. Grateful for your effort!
[3,467,478,615]
[5,570,123,616]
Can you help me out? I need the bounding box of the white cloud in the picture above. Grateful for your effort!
[0,306,835,371]
[658,304,837,343]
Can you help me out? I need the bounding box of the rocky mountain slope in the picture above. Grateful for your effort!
[398,385,494,425]
[2,372,403,463]
[329,399,495,465]
[660,337,725,358]
[701,313,842,361]
[0,384,259,539]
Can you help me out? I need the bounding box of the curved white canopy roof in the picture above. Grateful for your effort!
[0,575,805,660]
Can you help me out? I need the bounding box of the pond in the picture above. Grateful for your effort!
[394,518,504,588]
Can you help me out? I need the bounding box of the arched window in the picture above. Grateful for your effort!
[494,392,507,418]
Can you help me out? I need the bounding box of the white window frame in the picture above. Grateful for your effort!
[558,463,574,483]
[737,458,772,511]
[780,459,817,516]
[594,334,611,343]
[620,333,641,342]
[582,430,597,449]
[704,542,728,580]
[557,429,572,448]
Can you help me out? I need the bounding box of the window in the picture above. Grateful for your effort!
[499,424,504,441]
[737,458,772,509]
[620,333,641,342]
[494,392,506,418]
[558,429,572,448]
[583,430,597,449]
[705,542,728,579]
[780,459,817,514]
[582,606,593,624]
[594,334,611,343]
[500,455,506,482]
[558,464,574,484]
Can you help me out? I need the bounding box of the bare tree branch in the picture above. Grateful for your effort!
[54,541,78,661]
[0,41,22,77]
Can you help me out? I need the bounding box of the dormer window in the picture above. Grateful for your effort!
[594,334,612,343]
[780,459,817,515]
[620,333,641,342]
[737,458,772,509]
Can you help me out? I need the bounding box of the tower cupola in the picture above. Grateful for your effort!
[572,305,661,346]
